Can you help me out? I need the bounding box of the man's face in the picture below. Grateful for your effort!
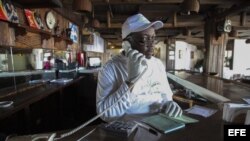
[127,27,156,59]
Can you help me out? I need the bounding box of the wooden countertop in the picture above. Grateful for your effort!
[53,103,224,141]
[167,71,250,103]
[4,71,248,141]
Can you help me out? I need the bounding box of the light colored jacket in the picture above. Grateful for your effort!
[96,54,173,122]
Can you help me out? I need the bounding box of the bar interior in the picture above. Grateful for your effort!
[0,0,250,141]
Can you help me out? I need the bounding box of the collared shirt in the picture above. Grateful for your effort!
[96,54,173,122]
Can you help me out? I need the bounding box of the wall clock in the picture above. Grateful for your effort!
[45,11,56,30]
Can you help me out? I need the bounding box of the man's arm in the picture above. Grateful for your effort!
[96,63,136,122]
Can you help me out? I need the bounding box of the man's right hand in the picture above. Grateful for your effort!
[126,48,146,84]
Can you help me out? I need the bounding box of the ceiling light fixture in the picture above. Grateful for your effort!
[73,0,92,14]
[181,0,200,15]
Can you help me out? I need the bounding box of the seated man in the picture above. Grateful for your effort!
[96,13,182,122]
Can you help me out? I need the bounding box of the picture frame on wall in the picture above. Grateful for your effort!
[0,0,19,23]
[69,22,78,43]
[34,10,44,29]
[24,9,44,29]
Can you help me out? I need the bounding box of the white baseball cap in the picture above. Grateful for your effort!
[122,13,163,39]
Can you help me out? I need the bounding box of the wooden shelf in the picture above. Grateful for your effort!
[9,22,73,45]
[10,23,52,39]
[14,0,63,8]
[53,35,73,45]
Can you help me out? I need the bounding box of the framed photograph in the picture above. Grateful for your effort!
[34,10,44,29]
[69,22,78,43]
[0,0,19,23]
[24,9,41,29]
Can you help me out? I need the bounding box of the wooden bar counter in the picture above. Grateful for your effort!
[0,76,90,135]
[167,71,250,103]
[53,106,224,141]
[2,71,249,141]
[51,71,250,141]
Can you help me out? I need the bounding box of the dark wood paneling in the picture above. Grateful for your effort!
[0,22,15,46]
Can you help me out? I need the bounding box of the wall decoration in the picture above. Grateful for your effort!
[34,10,44,29]
[24,9,41,29]
[69,22,78,43]
[0,0,19,23]
[45,11,56,30]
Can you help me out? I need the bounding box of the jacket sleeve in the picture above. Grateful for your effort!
[96,63,136,122]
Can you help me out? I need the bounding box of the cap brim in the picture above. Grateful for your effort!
[133,21,164,33]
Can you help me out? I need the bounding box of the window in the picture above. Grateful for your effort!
[191,51,194,59]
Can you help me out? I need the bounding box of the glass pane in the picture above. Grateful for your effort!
[0,47,15,92]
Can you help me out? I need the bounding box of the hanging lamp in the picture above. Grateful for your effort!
[73,0,92,14]
[181,0,200,15]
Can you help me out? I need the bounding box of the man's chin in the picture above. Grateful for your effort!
[145,55,152,59]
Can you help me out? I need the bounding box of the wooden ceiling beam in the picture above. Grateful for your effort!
[139,4,179,11]
[232,21,250,27]
[107,11,111,28]
[173,12,177,27]
[176,37,204,46]
[99,21,204,28]
[215,1,250,19]
[91,0,243,5]
[53,8,82,26]
[96,13,205,23]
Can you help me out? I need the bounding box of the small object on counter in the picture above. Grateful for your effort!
[50,78,73,84]
[0,101,13,108]
[223,103,250,122]
[185,105,217,118]
[29,79,50,84]
[142,114,185,134]
[101,120,138,137]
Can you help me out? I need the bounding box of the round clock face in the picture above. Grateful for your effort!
[45,11,56,30]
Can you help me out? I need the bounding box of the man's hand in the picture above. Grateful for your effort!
[164,101,183,117]
[126,49,146,84]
